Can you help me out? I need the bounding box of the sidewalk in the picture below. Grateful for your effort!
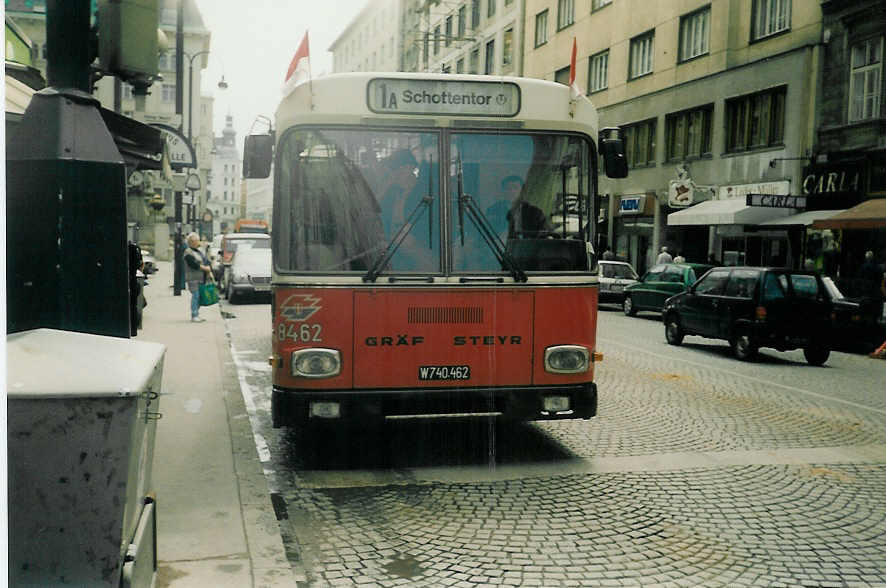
[138,261,293,587]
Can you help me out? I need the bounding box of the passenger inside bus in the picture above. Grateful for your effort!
[374,148,438,271]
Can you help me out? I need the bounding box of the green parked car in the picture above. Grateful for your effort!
[622,263,713,316]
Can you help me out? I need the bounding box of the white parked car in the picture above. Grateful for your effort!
[598,260,639,304]
[225,247,272,304]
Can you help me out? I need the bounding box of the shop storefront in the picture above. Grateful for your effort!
[614,192,656,274]
[668,181,796,266]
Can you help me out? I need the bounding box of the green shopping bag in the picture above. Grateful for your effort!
[198,281,219,306]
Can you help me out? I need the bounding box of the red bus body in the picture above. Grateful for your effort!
[271,285,599,425]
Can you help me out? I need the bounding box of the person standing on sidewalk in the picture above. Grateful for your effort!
[183,232,211,322]
[656,246,673,264]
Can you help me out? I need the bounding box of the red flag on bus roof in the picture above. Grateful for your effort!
[568,37,581,100]
[285,31,311,85]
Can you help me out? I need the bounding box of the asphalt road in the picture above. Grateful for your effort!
[221,296,886,587]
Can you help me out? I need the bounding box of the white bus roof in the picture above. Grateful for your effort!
[275,72,600,137]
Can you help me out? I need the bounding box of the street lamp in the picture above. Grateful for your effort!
[186,50,228,143]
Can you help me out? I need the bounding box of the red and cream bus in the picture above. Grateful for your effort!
[244,72,627,429]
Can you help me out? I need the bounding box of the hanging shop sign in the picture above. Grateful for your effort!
[719,181,790,201]
[618,194,647,216]
[746,193,807,208]
[150,123,196,171]
[802,162,862,197]
[801,162,865,210]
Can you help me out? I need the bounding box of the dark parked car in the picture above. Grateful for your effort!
[823,277,886,352]
[225,247,272,304]
[623,263,713,316]
[661,267,834,365]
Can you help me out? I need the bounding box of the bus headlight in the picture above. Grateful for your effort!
[544,345,589,374]
[291,348,341,378]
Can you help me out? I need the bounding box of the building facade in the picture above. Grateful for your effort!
[807,0,886,295]
[407,0,526,75]
[207,114,242,236]
[330,0,405,73]
[523,0,824,275]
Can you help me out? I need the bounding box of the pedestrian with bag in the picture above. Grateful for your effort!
[183,232,212,322]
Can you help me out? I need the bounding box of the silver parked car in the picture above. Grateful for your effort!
[598,260,639,304]
[225,247,272,303]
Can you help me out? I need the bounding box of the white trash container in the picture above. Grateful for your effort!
[7,328,166,587]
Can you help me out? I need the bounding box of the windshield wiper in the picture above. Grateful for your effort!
[363,194,433,283]
[454,157,526,282]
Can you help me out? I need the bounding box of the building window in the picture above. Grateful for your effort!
[458,5,466,38]
[434,25,441,55]
[472,0,481,28]
[488,0,496,18]
[751,0,791,41]
[502,27,513,68]
[162,84,176,102]
[557,0,574,30]
[470,47,480,74]
[725,86,786,152]
[629,31,654,79]
[442,63,451,74]
[554,65,570,85]
[122,84,133,100]
[457,57,465,73]
[535,10,548,47]
[445,16,453,46]
[666,105,713,161]
[484,39,495,74]
[592,0,612,10]
[588,50,608,93]
[679,6,710,62]
[850,37,883,122]
[624,119,657,167]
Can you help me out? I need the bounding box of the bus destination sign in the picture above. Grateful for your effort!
[368,78,520,117]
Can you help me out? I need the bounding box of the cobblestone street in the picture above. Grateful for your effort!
[224,301,886,587]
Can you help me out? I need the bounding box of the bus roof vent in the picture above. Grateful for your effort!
[408,307,484,324]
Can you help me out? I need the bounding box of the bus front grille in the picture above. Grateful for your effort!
[407,306,484,324]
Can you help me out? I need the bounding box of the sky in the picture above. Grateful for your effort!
[194,0,367,154]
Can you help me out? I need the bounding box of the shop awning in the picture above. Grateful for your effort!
[667,198,794,226]
[758,209,844,227]
[811,198,886,229]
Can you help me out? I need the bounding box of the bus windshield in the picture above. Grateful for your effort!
[274,127,594,275]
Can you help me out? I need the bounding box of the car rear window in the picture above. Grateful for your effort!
[662,266,685,283]
[724,270,758,298]
[601,264,636,279]
[694,269,730,295]
[790,274,819,299]
[762,273,787,301]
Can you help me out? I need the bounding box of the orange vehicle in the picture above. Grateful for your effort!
[233,218,269,234]
[243,73,627,429]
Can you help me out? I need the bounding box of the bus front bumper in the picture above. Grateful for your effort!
[271,383,597,428]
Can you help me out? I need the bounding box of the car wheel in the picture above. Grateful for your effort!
[803,345,830,366]
[664,313,684,346]
[623,295,636,317]
[731,331,758,361]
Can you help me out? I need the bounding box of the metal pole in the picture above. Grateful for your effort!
[45,0,91,91]
[173,0,184,296]
[188,55,194,143]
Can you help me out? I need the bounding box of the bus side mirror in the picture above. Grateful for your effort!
[600,127,628,179]
[243,133,274,179]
